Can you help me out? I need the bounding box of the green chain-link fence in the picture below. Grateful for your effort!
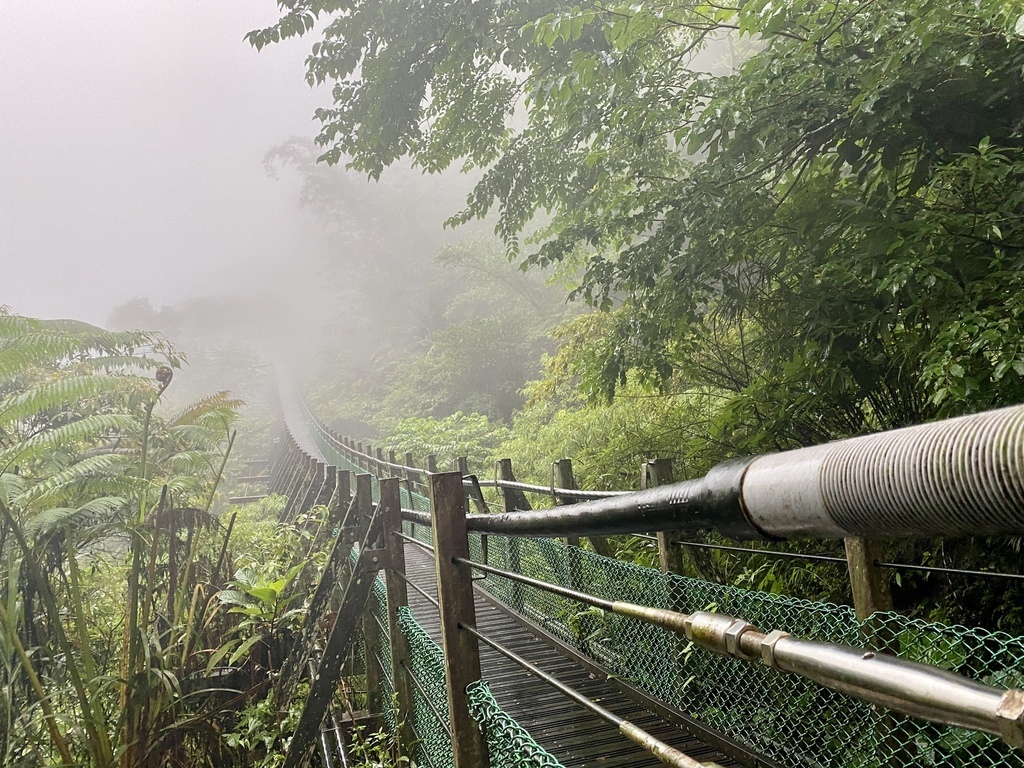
[476,534,1024,768]
[304,413,1024,767]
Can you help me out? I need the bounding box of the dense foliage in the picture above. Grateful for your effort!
[248,0,1024,631]
[255,0,1024,448]
[0,312,319,767]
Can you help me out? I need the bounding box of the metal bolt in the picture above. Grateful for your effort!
[759,629,790,670]
[724,619,758,660]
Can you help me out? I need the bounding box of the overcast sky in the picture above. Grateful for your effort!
[1,0,332,325]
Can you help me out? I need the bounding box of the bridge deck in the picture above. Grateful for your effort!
[403,543,740,768]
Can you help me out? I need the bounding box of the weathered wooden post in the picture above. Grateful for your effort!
[361,471,384,716]
[845,537,893,622]
[649,459,684,575]
[331,469,351,527]
[317,462,336,508]
[380,477,416,754]
[553,459,584,591]
[497,459,529,611]
[427,453,438,473]
[404,451,417,498]
[429,471,489,768]
[552,459,578,547]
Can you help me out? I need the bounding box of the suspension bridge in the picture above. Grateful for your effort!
[255,386,1024,768]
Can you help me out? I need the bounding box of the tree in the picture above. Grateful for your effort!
[252,0,1024,447]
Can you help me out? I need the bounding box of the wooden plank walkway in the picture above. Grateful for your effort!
[402,542,742,768]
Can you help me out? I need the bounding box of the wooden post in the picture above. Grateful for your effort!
[376,447,386,477]
[318,462,336,508]
[404,451,417,495]
[845,537,893,622]
[649,460,684,575]
[553,459,579,548]
[331,469,351,527]
[497,459,528,611]
[553,459,585,593]
[362,596,384,715]
[429,472,488,768]
[357,470,383,712]
[427,454,438,473]
[380,478,416,753]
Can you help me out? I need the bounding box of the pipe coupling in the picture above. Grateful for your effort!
[996,689,1024,748]
[759,629,790,670]
[682,612,759,660]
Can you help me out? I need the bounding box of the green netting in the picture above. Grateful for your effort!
[301,412,1024,767]
[475,534,1024,768]
[398,605,456,768]
[466,680,565,768]
[396,607,568,768]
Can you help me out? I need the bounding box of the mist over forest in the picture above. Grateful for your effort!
[3,0,1024,765]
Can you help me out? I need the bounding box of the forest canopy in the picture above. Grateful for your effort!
[252,0,1024,451]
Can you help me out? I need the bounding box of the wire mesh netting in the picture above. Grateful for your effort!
[396,605,454,768]
[301,413,1024,767]
[475,534,1024,768]
[466,680,566,768]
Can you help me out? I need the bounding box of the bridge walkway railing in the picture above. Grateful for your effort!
[268,393,1024,768]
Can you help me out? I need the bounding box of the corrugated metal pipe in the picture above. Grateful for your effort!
[464,404,1024,540]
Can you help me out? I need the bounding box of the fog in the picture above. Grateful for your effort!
[1,1,334,326]
[0,0,565,437]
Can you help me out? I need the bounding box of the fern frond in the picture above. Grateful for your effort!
[0,414,137,472]
[0,375,138,430]
[169,392,244,427]
[165,423,232,451]
[0,472,27,511]
[23,496,128,539]
[16,453,134,508]
[163,450,219,475]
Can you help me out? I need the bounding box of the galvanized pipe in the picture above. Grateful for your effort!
[462,405,1024,540]
[455,557,1024,747]
[738,630,1024,747]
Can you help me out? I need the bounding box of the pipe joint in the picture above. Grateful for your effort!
[759,629,790,670]
[683,612,759,660]
[996,689,1024,748]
